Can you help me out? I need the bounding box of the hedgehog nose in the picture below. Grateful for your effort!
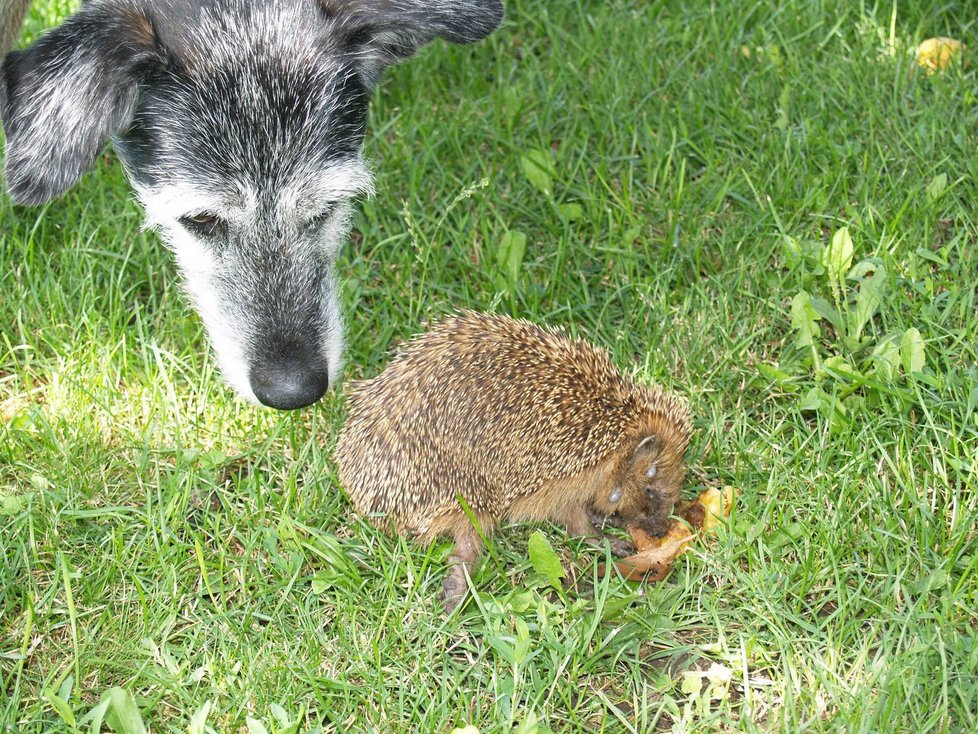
[249,346,329,410]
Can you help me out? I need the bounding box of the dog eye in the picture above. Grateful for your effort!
[179,213,225,238]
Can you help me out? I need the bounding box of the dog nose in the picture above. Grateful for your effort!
[249,353,329,410]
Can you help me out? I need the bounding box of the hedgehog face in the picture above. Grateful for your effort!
[605,434,687,538]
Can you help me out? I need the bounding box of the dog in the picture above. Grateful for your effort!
[0,0,503,409]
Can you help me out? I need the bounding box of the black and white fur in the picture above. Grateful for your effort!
[0,0,503,409]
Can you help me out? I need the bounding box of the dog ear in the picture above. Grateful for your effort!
[0,2,161,205]
[326,0,504,84]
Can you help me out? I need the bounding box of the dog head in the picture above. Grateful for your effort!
[0,0,502,409]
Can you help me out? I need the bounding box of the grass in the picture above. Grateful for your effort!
[1,0,977,731]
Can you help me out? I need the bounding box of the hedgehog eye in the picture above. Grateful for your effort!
[609,486,622,503]
[646,465,657,479]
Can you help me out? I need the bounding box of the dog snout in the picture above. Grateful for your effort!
[249,343,329,410]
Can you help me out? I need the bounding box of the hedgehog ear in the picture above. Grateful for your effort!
[634,435,659,457]
[324,0,504,86]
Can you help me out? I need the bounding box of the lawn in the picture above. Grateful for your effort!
[1,0,977,731]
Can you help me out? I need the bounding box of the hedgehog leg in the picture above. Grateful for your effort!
[560,505,597,537]
[441,530,482,612]
[564,506,633,557]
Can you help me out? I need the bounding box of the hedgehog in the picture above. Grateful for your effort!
[336,311,693,610]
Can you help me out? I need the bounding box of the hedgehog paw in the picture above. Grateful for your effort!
[441,567,469,612]
[587,508,627,530]
[606,536,636,558]
[586,534,634,558]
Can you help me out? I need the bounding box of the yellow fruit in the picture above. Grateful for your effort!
[699,486,737,534]
[917,37,964,72]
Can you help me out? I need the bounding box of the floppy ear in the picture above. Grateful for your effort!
[0,1,160,205]
[325,0,504,85]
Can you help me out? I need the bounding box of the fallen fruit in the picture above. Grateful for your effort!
[699,486,737,533]
[917,37,964,72]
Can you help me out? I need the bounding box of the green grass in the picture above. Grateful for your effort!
[2,0,977,731]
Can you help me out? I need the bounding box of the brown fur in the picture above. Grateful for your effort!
[336,311,693,609]
[1,0,29,58]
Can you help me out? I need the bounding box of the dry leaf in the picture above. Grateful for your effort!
[1,396,27,423]
[917,37,964,72]
[609,522,694,581]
